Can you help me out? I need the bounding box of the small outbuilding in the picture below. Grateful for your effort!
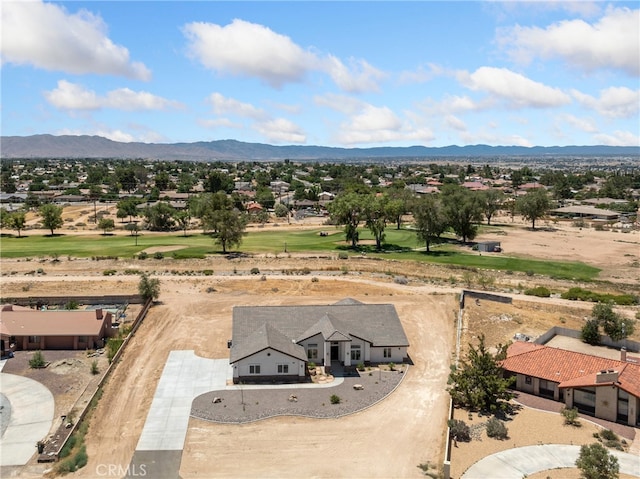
[476,241,501,253]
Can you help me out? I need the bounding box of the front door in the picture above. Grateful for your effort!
[331,343,339,361]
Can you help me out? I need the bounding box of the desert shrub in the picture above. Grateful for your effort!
[301,267,311,275]
[330,394,341,404]
[153,252,164,260]
[202,269,214,276]
[337,252,348,260]
[137,251,148,260]
[58,435,76,459]
[90,360,99,375]
[311,276,319,282]
[103,269,117,276]
[525,270,534,276]
[356,362,365,371]
[107,337,124,363]
[600,429,618,441]
[65,300,79,310]
[250,267,260,275]
[447,419,471,442]
[307,362,316,370]
[74,446,88,469]
[29,350,46,368]
[524,286,551,297]
[124,269,142,275]
[394,276,409,285]
[561,287,638,305]
[561,406,581,426]
[486,417,509,440]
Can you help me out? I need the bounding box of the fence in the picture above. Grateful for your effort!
[48,297,153,461]
[2,294,144,307]
[535,326,640,353]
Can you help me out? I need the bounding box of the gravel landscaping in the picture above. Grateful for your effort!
[191,366,407,423]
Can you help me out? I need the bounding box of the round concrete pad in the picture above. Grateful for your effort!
[0,373,54,466]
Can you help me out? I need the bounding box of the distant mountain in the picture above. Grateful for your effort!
[1,134,638,161]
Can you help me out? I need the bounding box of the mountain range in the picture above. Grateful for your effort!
[1,134,638,161]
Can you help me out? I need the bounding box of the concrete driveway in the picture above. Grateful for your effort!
[462,444,640,478]
[0,373,55,466]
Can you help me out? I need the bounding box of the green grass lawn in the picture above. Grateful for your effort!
[0,227,600,281]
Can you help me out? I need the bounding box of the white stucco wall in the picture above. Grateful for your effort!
[370,346,406,363]
[232,348,305,379]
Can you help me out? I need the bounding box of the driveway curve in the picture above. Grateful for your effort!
[0,373,55,466]
[462,444,640,478]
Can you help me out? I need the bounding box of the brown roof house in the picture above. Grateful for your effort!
[0,305,117,353]
[229,299,409,383]
[501,342,640,427]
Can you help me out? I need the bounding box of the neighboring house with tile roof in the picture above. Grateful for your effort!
[229,299,409,383]
[0,304,116,352]
[502,342,640,427]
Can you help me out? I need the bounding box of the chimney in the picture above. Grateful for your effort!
[596,369,619,383]
[621,347,627,362]
[96,308,103,320]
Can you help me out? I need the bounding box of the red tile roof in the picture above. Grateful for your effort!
[502,342,640,398]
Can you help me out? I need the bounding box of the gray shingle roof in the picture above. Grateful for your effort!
[231,301,409,360]
[230,323,307,364]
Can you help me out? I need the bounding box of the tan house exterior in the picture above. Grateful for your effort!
[0,304,116,352]
[229,299,409,383]
[502,342,640,427]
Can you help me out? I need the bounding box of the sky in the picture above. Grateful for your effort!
[1,1,639,148]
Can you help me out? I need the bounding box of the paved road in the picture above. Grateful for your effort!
[462,444,640,478]
[0,373,54,466]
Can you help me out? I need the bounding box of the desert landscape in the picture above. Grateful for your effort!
[1,209,639,479]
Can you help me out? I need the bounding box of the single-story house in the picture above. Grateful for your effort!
[550,205,620,221]
[501,342,640,427]
[229,299,409,383]
[476,241,501,253]
[0,305,116,352]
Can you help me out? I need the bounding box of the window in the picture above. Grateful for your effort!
[78,336,88,343]
[249,364,261,374]
[307,343,318,360]
[525,376,532,385]
[28,335,40,343]
[277,364,289,374]
[383,347,392,359]
[351,344,361,361]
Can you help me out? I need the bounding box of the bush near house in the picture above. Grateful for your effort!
[524,286,551,297]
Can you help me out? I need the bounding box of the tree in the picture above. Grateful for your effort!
[204,171,233,193]
[575,443,619,479]
[363,195,387,250]
[581,319,601,345]
[144,202,176,231]
[98,218,115,235]
[413,196,447,253]
[274,203,289,218]
[3,210,26,237]
[441,186,483,243]
[39,203,64,235]
[448,334,514,413]
[516,188,551,229]
[116,198,140,223]
[210,209,248,253]
[174,210,191,237]
[327,192,365,248]
[255,187,275,209]
[88,185,103,224]
[480,189,504,225]
[593,303,635,342]
[138,273,160,302]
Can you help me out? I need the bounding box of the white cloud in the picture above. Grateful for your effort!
[207,93,266,119]
[398,63,445,84]
[183,19,384,92]
[183,19,316,88]
[1,1,150,80]
[255,118,306,144]
[314,93,365,115]
[198,118,242,130]
[594,130,640,146]
[44,81,182,111]
[324,56,385,93]
[460,131,533,147]
[334,105,434,145]
[458,67,571,108]
[559,113,598,133]
[56,127,162,143]
[571,86,640,119]
[445,115,467,132]
[497,6,640,76]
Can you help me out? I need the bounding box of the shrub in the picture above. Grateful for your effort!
[525,270,534,277]
[356,362,365,371]
[330,394,341,404]
[311,276,319,282]
[137,251,148,260]
[561,406,581,426]
[337,252,348,260]
[29,350,46,368]
[600,429,618,442]
[58,435,76,458]
[581,319,601,346]
[202,269,214,276]
[153,252,164,260]
[65,300,79,310]
[250,267,260,275]
[394,276,409,285]
[486,417,509,440]
[307,362,316,370]
[301,267,311,275]
[524,286,551,297]
[90,360,99,375]
[107,337,124,363]
[447,419,471,442]
[103,269,117,276]
[388,362,396,371]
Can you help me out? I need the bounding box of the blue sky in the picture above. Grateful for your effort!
[2,1,639,147]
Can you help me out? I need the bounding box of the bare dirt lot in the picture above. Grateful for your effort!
[1,210,639,478]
